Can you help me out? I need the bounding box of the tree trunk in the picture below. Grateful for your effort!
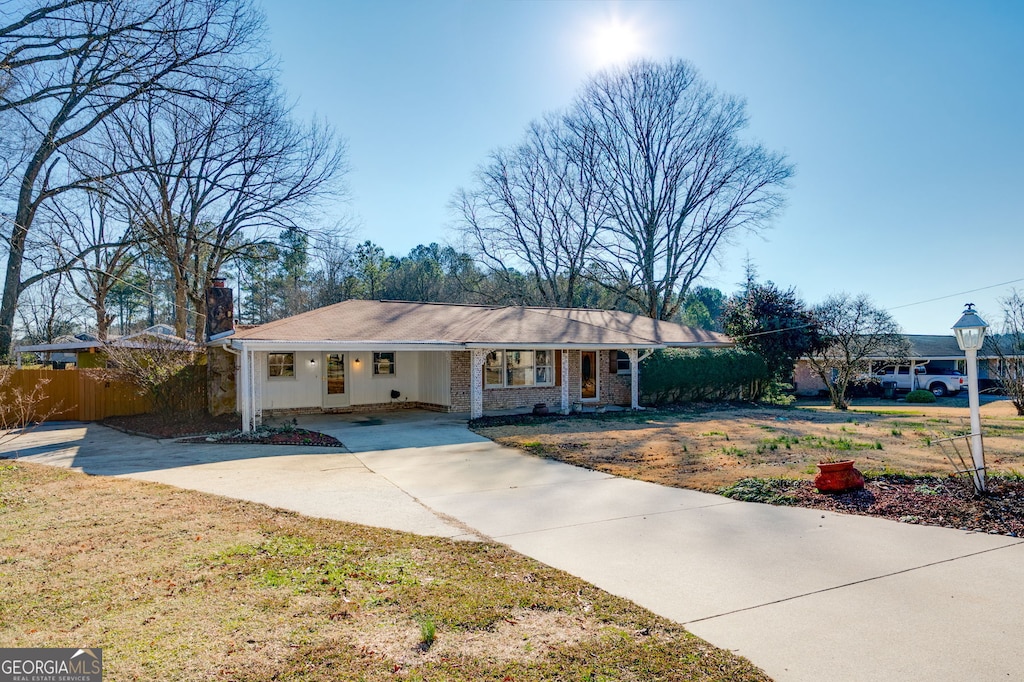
[174,285,188,338]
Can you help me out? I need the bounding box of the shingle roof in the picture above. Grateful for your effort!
[232,300,731,347]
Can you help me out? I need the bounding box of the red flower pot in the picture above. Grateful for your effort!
[814,460,865,493]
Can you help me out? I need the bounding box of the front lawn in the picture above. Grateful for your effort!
[473,402,1024,492]
[472,402,1024,534]
[0,462,768,681]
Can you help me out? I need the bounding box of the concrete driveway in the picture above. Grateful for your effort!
[4,411,1024,681]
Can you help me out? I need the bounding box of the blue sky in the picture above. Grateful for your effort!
[260,0,1023,334]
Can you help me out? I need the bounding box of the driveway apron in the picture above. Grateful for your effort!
[353,428,1024,682]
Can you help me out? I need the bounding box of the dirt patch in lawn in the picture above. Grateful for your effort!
[103,411,239,438]
[473,402,1024,534]
[0,461,767,682]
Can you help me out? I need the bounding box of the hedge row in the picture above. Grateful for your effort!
[640,348,769,404]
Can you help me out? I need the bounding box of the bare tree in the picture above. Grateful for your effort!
[806,293,910,410]
[990,290,1024,416]
[456,114,605,307]
[102,77,347,340]
[570,59,793,320]
[36,188,138,339]
[15,270,84,344]
[0,0,262,357]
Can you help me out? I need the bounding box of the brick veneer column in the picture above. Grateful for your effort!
[470,348,486,419]
[558,349,567,414]
[628,348,639,409]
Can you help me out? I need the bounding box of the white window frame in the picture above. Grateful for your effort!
[484,350,505,388]
[268,352,295,380]
[534,349,555,386]
[615,350,631,375]
[373,351,396,377]
[484,349,555,388]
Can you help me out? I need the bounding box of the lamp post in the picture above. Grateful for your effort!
[952,303,989,493]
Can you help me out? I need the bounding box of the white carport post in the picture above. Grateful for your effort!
[560,349,570,414]
[470,349,486,419]
[239,344,251,433]
[628,349,640,409]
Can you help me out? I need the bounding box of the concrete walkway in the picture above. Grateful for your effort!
[4,413,1024,681]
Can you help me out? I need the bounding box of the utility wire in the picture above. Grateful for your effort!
[730,275,1023,341]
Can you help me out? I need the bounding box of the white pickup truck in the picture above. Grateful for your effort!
[875,366,964,397]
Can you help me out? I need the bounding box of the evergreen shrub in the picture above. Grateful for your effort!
[640,348,769,404]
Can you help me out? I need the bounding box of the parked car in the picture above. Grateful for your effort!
[875,366,964,397]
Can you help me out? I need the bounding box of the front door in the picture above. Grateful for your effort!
[580,350,598,401]
[322,352,349,408]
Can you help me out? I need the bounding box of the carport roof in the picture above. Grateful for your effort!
[229,300,731,349]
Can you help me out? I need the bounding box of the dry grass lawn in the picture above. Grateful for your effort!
[0,461,768,681]
[475,400,1024,492]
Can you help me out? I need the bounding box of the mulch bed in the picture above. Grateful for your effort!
[739,476,1024,537]
[179,428,344,447]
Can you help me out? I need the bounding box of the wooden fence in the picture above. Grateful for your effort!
[6,368,152,422]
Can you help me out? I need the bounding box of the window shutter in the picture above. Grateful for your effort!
[555,350,562,386]
[609,350,619,373]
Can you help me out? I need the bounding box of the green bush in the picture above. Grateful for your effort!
[718,478,798,505]
[905,389,937,403]
[640,348,769,404]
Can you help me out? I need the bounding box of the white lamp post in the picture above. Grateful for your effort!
[952,303,989,493]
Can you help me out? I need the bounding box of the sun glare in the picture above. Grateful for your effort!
[587,17,644,67]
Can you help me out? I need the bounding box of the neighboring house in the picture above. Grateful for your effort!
[207,300,731,431]
[15,325,199,368]
[793,334,1005,396]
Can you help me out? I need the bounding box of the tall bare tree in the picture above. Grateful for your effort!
[101,77,347,340]
[37,188,138,339]
[990,290,1024,415]
[456,114,606,307]
[0,0,262,357]
[806,293,910,410]
[570,59,793,320]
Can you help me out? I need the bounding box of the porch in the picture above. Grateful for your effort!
[231,345,649,432]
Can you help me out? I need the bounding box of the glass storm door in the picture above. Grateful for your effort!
[580,351,598,401]
[322,352,349,408]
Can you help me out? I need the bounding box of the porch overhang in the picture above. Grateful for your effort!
[463,342,662,350]
[229,339,463,352]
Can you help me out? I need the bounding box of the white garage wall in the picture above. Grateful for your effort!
[418,351,451,407]
[259,351,322,410]
[346,350,420,405]
[255,350,449,410]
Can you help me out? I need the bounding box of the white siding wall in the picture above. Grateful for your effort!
[418,351,451,407]
[259,350,322,410]
[254,350,448,410]
[347,350,419,405]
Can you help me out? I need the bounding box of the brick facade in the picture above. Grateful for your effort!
[450,348,636,412]
[600,350,632,406]
[793,359,828,396]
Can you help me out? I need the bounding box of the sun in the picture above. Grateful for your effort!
[586,16,644,67]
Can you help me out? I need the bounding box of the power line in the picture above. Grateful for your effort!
[888,277,1024,311]
[730,276,1024,341]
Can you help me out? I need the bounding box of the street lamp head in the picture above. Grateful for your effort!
[952,303,989,351]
